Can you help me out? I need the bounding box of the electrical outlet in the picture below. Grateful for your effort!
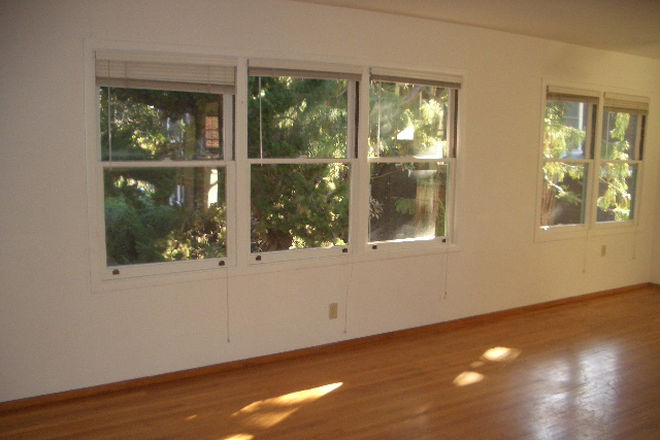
[601,245,607,257]
[329,302,338,320]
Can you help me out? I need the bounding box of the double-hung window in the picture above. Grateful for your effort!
[92,52,462,279]
[540,88,598,227]
[95,52,235,277]
[597,94,647,222]
[368,69,460,246]
[247,63,360,260]
[539,85,648,233]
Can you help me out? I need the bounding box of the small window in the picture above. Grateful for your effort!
[369,72,459,244]
[538,86,648,232]
[96,53,235,272]
[247,67,358,254]
[540,91,597,227]
[597,95,647,222]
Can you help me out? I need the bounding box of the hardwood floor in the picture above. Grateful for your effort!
[2,285,660,440]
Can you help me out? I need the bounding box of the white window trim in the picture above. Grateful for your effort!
[242,61,359,265]
[85,43,464,288]
[365,69,461,251]
[86,44,239,284]
[535,80,649,243]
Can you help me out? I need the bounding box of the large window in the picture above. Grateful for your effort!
[95,53,235,275]
[92,52,461,278]
[368,71,459,245]
[539,86,648,233]
[247,66,359,257]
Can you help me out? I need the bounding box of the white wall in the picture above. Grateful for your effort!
[1,0,659,403]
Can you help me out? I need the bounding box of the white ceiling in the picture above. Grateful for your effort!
[291,0,660,61]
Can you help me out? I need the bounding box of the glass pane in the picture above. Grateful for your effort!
[369,162,448,242]
[597,163,637,222]
[544,100,591,159]
[104,167,226,266]
[100,87,227,161]
[540,162,587,226]
[248,76,349,159]
[601,111,639,160]
[370,82,450,158]
[251,163,350,252]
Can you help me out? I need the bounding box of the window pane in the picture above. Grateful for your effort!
[247,76,349,159]
[597,163,637,222]
[540,162,587,226]
[100,87,227,161]
[251,163,350,252]
[601,111,639,160]
[369,162,448,241]
[544,100,591,159]
[104,167,226,266]
[370,82,450,158]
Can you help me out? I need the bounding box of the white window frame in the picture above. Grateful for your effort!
[88,48,238,281]
[365,68,461,253]
[242,61,361,265]
[536,82,649,242]
[85,46,464,285]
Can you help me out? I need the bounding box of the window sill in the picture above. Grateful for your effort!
[93,240,461,292]
[535,222,638,242]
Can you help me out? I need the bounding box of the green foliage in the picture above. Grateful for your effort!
[248,77,348,159]
[394,197,416,216]
[100,87,222,161]
[367,82,450,241]
[250,163,349,252]
[248,76,350,251]
[104,191,226,265]
[541,100,637,226]
[101,88,227,266]
[597,112,635,221]
[369,83,449,158]
[543,101,586,159]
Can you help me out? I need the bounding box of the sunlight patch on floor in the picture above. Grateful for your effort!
[219,434,254,440]
[454,346,521,387]
[481,346,521,363]
[232,382,343,429]
[453,371,484,386]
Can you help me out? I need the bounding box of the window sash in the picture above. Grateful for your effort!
[247,72,358,160]
[369,81,458,160]
[368,161,452,244]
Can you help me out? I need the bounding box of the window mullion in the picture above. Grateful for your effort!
[588,94,605,227]
[234,58,251,268]
[354,70,371,254]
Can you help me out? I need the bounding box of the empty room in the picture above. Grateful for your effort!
[1,0,660,438]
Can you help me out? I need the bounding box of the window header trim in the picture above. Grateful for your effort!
[604,92,649,114]
[248,59,362,81]
[370,67,462,89]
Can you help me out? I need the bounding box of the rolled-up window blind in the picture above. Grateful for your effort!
[248,59,362,81]
[604,93,649,115]
[95,51,236,94]
[546,85,599,105]
[370,67,462,89]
